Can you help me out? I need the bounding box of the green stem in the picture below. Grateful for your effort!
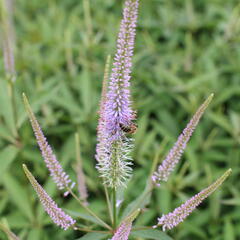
[68,188,112,231]
[73,225,111,234]
[131,226,153,231]
[104,185,113,225]
[8,79,18,138]
[112,188,117,229]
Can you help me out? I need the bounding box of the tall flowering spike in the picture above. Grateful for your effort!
[22,164,76,230]
[154,169,232,231]
[112,209,140,240]
[1,0,16,81]
[23,93,75,195]
[96,0,139,188]
[75,133,88,205]
[105,0,139,137]
[152,94,214,186]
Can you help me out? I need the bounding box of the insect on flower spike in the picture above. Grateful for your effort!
[22,164,76,230]
[112,209,140,240]
[152,94,214,186]
[22,93,75,195]
[96,0,140,188]
[153,169,232,231]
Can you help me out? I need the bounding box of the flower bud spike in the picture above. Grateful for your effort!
[23,164,76,230]
[22,93,75,195]
[112,209,140,240]
[75,133,88,205]
[154,169,232,231]
[152,94,214,186]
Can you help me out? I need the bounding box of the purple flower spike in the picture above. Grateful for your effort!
[152,94,214,186]
[105,0,139,139]
[96,0,139,188]
[23,93,75,195]
[154,169,232,231]
[112,209,140,240]
[23,164,76,230]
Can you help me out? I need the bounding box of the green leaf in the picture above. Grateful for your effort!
[0,145,18,180]
[27,229,42,240]
[0,126,15,143]
[121,182,152,220]
[131,229,172,240]
[64,210,105,227]
[76,232,109,240]
[0,80,17,137]
[2,173,33,221]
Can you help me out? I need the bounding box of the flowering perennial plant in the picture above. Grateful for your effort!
[19,0,232,239]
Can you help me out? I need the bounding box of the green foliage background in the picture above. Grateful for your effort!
[0,0,240,239]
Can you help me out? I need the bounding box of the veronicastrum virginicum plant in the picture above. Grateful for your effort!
[18,0,231,239]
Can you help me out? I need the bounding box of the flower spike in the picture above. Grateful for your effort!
[75,133,88,205]
[23,164,76,230]
[154,169,232,231]
[96,0,139,188]
[112,209,140,240]
[152,94,214,186]
[23,93,75,195]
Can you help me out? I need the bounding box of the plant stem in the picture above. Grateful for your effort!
[8,79,18,138]
[104,185,113,225]
[112,188,117,229]
[74,226,111,234]
[68,188,112,231]
[131,226,153,231]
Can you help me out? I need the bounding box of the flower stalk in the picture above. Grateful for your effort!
[75,133,88,205]
[154,169,232,231]
[152,94,214,186]
[112,209,140,240]
[23,93,75,195]
[96,0,139,189]
[23,164,76,230]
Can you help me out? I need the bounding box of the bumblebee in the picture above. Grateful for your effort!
[120,122,137,134]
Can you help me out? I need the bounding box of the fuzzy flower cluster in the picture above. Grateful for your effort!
[23,94,75,195]
[23,164,76,230]
[96,0,139,188]
[154,169,232,231]
[152,94,214,186]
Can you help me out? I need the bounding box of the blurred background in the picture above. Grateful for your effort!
[0,0,240,239]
